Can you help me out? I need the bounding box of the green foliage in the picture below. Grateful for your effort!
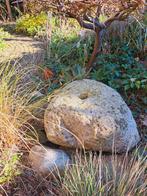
[91,46,147,116]
[43,19,93,92]
[143,13,147,25]
[103,20,146,57]
[0,151,21,184]
[15,13,47,36]
[0,28,11,50]
[0,28,11,39]
[46,35,89,83]
[91,48,147,92]
[41,17,146,105]
[0,40,6,50]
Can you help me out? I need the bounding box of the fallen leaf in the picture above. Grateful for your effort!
[43,68,54,80]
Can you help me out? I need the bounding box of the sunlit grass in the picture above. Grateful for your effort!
[0,28,11,50]
[0,40,6,50]
[0,62,46,185]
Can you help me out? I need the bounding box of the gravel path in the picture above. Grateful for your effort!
[0,35,45,65]
[0,35,46,86]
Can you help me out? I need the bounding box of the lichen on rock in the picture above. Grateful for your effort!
[44,79,140,153]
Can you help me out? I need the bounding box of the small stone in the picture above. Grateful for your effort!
[29,145,70,176]
[78,29,95,40]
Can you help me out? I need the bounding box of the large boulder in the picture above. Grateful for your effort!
[44,79,140,153]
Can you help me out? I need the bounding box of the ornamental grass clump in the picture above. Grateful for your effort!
[62,150,147,196]
[0,62,43,185]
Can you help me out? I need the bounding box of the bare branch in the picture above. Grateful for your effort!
[83,14,105,30]
[77,17,94,30]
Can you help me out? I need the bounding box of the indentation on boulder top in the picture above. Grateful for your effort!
[79,92,89,100]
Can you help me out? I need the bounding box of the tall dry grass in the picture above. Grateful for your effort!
[0,62,45,185]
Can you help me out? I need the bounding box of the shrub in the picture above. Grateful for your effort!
[15,13,47,36]
[46,24,90,71]
[103,19,146,58]
[44,18,90,88]
[90,48,147,116]
[91,49,147,92]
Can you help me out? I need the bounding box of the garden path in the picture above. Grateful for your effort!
[0,35,45,85]
[0,35,45,65]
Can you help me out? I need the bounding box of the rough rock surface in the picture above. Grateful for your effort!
[44,79,140,152]
[78,29,95,40]
[29,145,70,175]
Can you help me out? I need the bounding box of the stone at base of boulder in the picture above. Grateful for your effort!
[29,145,70,176]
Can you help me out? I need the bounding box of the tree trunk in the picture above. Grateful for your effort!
[86,28,101,70]
[5,0,13,21]
[23,0,27,13]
